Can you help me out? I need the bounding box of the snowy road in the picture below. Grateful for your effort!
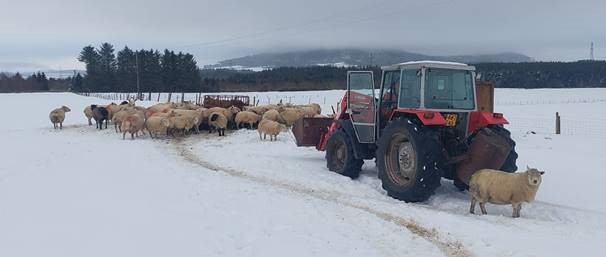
[0,92,605,257]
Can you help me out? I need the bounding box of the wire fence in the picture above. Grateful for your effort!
[496,98,606,106]
[507,116,606,138]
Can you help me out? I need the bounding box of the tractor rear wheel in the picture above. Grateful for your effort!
[489,125,518,172]
[376,118,443,202]
[325,129,364,179]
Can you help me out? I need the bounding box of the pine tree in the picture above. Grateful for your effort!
[116,46,137,92]
[97,42,117,92]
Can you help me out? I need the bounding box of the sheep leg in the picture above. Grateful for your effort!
[479,202,488,215]
[131,132,135,140]
[60,122,63,129]
[88,118,92,126]
[259,132,262,140]
[122,131,126,140]
[469,198,476,214]
[512,203,522,218]
[263,133,267,140]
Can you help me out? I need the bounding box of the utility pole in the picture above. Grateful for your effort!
[135,51,141,100]
[590,42,595,60]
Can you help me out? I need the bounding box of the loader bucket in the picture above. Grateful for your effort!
[292,117,333,147]
[456,127,513,185]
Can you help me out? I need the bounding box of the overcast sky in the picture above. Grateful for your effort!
[1,0,605,71]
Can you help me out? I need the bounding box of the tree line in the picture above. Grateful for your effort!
[0,72,70,93]
[75,43,201,93]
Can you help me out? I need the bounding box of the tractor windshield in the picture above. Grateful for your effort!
[424,68,475,110]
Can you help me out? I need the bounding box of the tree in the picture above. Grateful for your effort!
[116,46,137,92]
[78,45,101,91]
[97,42,117,91]
[72,73,84,92]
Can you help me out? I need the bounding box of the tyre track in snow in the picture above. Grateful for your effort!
[172,138,473,257]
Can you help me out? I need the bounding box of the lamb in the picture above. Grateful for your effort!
[208,112,227,136]
[469,166,545,218]
[262,109,283,123]
[235,111,261,129]
[257,119,285,141]
[278,108,305,127]
[91,105,109,130]
[49,106,71,129]
[145,116,171,138]
[120,114,145,140]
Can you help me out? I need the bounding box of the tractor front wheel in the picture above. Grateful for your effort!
[325,129,364,179]
[376,118,443,202]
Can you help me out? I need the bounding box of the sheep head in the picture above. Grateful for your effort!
[525,166,545,187]
[61,106,71,112]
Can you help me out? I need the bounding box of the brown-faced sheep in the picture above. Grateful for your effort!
[121,114,145,140]
[257,119,285,141]
[91,105,109,130]
[49,106,71,129]
[145,116,171,138]
[469,166,545,218]
[208,112,227,136]
[235,111,261,129]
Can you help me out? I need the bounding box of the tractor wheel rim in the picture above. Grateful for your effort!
[385,133,416,187]
[335,141,346,169]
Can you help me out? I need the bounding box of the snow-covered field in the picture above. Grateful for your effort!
[1,89,605,257]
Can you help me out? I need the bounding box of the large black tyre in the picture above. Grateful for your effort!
[376,118,443,202]
[489,125,518,172]
[325,129,364,179]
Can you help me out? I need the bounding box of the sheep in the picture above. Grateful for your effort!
[49,106,71,129]
[208,112,228,136]
[83,105,94,125]
[278,108,305,127]
[168,114,198,137]
[262,109,283,123]
[257,119,286,141]
[172,109,205,134]
[113,107,146,132]
[145,116,171,138]
[91,105,109,130]
[235,111,261,129]
[469,166,545,218]
[105,103,121,121]
[146,103,174,118]
[120,114,145,140]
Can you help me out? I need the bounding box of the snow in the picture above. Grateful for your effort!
[1,89,606,257]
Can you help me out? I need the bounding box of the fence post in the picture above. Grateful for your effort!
[168,92,172,102]
[181,92,185,103]
[556,112,561,135]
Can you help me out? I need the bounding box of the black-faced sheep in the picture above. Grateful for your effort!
[208,112,227,136]
[469,166,545,218]
[235,111,261,129]
[91,105,109,130]
[257,119,285,141]
[49,106,71,129]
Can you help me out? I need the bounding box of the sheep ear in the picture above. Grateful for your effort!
[540,171,545,175]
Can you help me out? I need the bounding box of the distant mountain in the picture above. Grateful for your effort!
[210,49,533,68]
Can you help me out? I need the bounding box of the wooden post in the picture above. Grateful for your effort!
[157,93,161,102]
[181,92,185,103]
[168,92,172,102]
[556,112,562,135]
[148,92,152,101]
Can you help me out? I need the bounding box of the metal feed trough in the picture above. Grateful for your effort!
[203,95,250,109]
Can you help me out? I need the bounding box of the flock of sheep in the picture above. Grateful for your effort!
[49,99,323,141]
[48,99,544,218]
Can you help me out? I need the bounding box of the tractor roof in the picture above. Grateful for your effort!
[382,61,476,71]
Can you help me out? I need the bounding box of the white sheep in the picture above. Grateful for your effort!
[145,116,171,138]
[257,119,285,141]
[208,112,227,136]
[120,113,145,140]
[469,166,545,218]
[278,107,305,127]
[235,111,261,129]
[172,109,204,134]
[262,109,283,123]
[49,106,71,129]
[168,114,198,137]
[83,105,94,125]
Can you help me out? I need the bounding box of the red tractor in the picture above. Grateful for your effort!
[293,61,517,202]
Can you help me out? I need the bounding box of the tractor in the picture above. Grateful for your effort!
[292,61,517,202]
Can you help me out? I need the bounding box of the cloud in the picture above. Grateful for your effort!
[0,0,604,69]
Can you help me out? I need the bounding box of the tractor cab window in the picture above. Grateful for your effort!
[381,70,401,105]
[424,69,475,110]
[398,69,421,108]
